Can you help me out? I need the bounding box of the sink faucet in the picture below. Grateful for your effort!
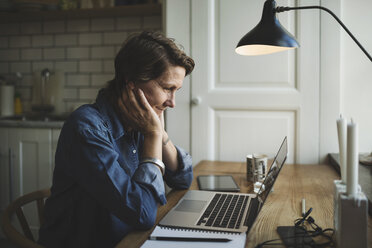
[41,68,50,106]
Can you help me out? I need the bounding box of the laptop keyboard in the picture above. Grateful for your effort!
[196,193,250,229]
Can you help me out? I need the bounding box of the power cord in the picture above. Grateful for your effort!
[255,208,334,248]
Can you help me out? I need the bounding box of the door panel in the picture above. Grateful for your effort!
[215,110,295,162]
[218,0,296,86]
[0,128,9,213]
[8,128,53,239]
[190,0,320,165]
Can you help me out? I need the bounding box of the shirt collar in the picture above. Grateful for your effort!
[95,88,127,140]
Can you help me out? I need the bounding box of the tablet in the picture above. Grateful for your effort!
[197,175,240,192]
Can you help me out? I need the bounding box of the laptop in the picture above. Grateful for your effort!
[159,136,288,233]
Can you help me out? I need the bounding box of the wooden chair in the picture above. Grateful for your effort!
[1,188,51,248]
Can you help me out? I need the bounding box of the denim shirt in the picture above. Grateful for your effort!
[38,89,193,248]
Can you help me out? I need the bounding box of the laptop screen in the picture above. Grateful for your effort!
[257,137,288,204]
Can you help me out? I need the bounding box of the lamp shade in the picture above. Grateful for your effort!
[236,0,299,56]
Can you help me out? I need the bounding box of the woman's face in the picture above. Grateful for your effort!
[137,66,186,116]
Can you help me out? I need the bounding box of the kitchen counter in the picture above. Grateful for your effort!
[0,114,69,128]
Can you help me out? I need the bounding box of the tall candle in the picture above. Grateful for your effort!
[337,115,347,183]
[346,119,358,197]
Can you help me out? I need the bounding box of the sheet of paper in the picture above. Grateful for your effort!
[141,226,246,248]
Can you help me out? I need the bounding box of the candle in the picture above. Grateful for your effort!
[346,119,358,197]
[337,115,347,183]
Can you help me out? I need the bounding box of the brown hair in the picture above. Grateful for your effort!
[106,31,195,99]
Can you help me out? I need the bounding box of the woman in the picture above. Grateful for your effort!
[38,31,195,247]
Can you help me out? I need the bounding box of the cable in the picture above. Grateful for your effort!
[256,208,335,247]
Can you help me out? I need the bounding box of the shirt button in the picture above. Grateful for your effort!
[133,150,136,154]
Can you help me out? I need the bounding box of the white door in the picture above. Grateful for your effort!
[52,128,61,170]
[166,0,321,165]
[190,0,320,165]
[9,128,53,197]
[8,128,53,238]
[0,128,9,211]
[0,128,10,238]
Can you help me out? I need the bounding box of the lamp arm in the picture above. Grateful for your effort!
[276,6,372,62]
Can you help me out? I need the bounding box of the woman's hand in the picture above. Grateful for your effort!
[117,84,163,136]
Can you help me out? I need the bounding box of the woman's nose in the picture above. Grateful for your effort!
[166,93,176,108]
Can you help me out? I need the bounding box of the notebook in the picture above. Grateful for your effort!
[159,137,288,233]
[141,225,246,248]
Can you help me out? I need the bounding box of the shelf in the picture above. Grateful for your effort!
[0,3,161,23]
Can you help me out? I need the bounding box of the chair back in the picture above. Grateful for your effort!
[1,188,50,248]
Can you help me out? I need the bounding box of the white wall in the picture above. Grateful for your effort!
[341,0,372,153]
[0,15,162,113]
[322,0,372,156]
[166,0,372,163]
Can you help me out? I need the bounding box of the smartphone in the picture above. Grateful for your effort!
[277,226,315,247]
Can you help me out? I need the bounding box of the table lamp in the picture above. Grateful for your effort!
[235,0,372,62]
[235,1,370,247]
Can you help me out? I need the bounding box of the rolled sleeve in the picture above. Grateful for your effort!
[133,163,167,205]
[164,145,193,189]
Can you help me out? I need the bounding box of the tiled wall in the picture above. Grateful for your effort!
[0,14,162,113]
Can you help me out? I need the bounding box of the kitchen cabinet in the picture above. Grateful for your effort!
[0,127,61,238]
[0,3,161,23]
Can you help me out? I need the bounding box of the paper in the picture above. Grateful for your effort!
[141,226,246,248]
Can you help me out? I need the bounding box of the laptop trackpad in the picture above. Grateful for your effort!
[175,200,207,213]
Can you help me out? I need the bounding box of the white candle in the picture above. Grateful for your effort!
[346,119,358,197]
[336,115,347,183]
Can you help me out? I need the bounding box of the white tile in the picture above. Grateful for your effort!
[91,18,115,31]
[63,88,78,99]
[21,22,42,34]
[44,48,65,60]
[44,20,65,34]
[55,34,78,46]
[91,46,115,59]
[114,45,121,54]
[143,16,162,29]
[55,61,78,72]
[66,100,91,112]
[0,62,9,73]
[19,74,34,86]
[0,37,8,48]
[0,23,20,35]
[67,19,90,32]
[79,33,102,45]
[67,47,90,59]
[17,87,32,101]
[9,36,31,48]
[79,60,102,72]
[66,74,90,86]
[21,48,42,60]
[91,73,113,87]
[116,17,141,30]
[32,35,54,47]
[103,31,127,45]
[11,62,31,73]
[0,49,20,61]
[79,87,100,100]
[103,59,114,73]
[32,61,54,71]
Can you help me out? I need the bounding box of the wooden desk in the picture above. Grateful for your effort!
[116,161,372,248]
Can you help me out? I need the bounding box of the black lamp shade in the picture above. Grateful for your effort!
[236,0,299,56]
